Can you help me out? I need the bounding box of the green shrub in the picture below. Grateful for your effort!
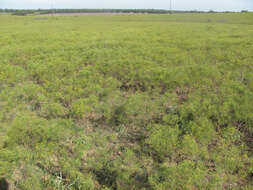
[41,102,68,118]
[149,161,221,190]
[71,99,93,119]
[6,113,67,148]
[147,125,180,160]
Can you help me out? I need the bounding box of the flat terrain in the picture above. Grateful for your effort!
[0,13,253,190]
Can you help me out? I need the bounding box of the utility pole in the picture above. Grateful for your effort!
[170,0,172,14]
[50,0,55,16]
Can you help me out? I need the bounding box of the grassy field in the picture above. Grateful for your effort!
[0,13,253,189]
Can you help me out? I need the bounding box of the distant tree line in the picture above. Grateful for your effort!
[0,8,250,16]
[0,9,36,15]
[39,9,173,14]
[2,9,171,15]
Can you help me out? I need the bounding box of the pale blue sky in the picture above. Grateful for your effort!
[1,0,253,11]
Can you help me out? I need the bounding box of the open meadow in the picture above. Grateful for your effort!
[0,13,253,189]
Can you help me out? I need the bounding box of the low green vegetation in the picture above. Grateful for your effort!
[0,13,253,189]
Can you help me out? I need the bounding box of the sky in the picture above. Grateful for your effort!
[1,0,253,11]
